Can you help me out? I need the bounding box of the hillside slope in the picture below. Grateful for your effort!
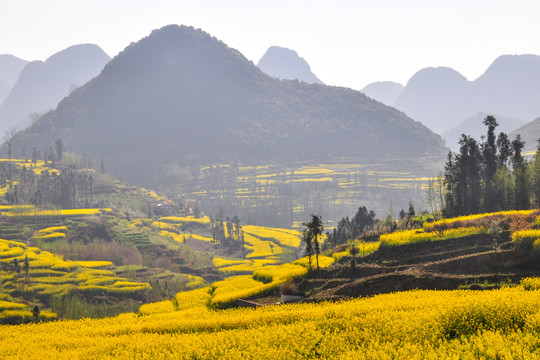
[4,25,446,187]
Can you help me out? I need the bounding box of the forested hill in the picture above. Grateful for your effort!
[4,25,446,186]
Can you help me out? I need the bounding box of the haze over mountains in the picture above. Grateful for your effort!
[0,44,110,134]
[257,46,323,84]
[510,117,540,153]
[362,55,540,145]
[5,25,445,187]
[443,112,527,151]
[0,54,28,105]
[360,81,404,107]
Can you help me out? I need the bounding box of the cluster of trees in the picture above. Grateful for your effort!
[443,115,540,216]
[324,206,377,250]
[301,214,324,271]
[1,163,95,209]
[6,137,65,165]
[211,216,245,256]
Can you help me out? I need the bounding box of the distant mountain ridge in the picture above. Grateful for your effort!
[5,25,446,186]
[442,112,526,151]
[510,117,540,153]
[257,46,323,84]
[361,81,404,107]
[394,67,474,134]
[0,44,110,133]
[379,54,540,136]
[0,54,28,105]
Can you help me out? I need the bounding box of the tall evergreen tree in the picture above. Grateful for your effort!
[482,116,499,212]
[512,135,528,209]
[302,214,324,271]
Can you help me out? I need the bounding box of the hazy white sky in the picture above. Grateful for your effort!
[1,0,539,90]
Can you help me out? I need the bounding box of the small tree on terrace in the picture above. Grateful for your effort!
[349,244,359,276]
[302,214,324,271]
[301,228,313,271]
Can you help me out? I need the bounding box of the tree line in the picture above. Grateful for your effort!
[443,115,540,217]
[211,216,246,257]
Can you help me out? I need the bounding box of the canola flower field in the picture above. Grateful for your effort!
[4,283,540,358]
[0,236,150,323]
[151,215,304,275]
[3,173,540,359]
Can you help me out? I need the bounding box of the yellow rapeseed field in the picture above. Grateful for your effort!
[3,284,540,358]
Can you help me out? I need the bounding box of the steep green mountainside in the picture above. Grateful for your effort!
[5,25,446,187]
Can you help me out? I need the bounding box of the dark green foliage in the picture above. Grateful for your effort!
[210,216,244,255]
[55,139,64,160]
[349,245,359,275]
[325,206,377,249]
[302,214,324,271]
[444,115,540,216]
[32,305,40,319]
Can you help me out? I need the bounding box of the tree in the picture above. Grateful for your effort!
[13,258,21,277]
[4,126,17,142]
[302,214,324,271]
[32,305,40,320]
[482,116,499,212]
[100,156,106,174]
[31,147,38,166]
[531,139,540,207]
[55,139,64,160]
[512,135,528,209]
[23,254,29,287]
[301,228,313,271]
[349,244,359,276]
[497,132,512,168]
[407,201,415,218]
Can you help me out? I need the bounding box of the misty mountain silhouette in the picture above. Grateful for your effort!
[394,67,473,134]
[394,55,540,135]
[6,25,446,186]
[0,44,110,133]
[361,81,404,107]
[473,55,540,122]
[0,54,28,105]
[257,46,323,84]
[442,112,526,151]
[510,116,540,153]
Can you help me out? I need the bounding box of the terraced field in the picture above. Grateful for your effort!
[181,157,443,229]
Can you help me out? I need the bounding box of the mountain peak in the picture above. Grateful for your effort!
[0,43,110,132]
[394,67,472,134]
[6,25,445,186]
[257,46,323,84]
[361,81,404,107]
